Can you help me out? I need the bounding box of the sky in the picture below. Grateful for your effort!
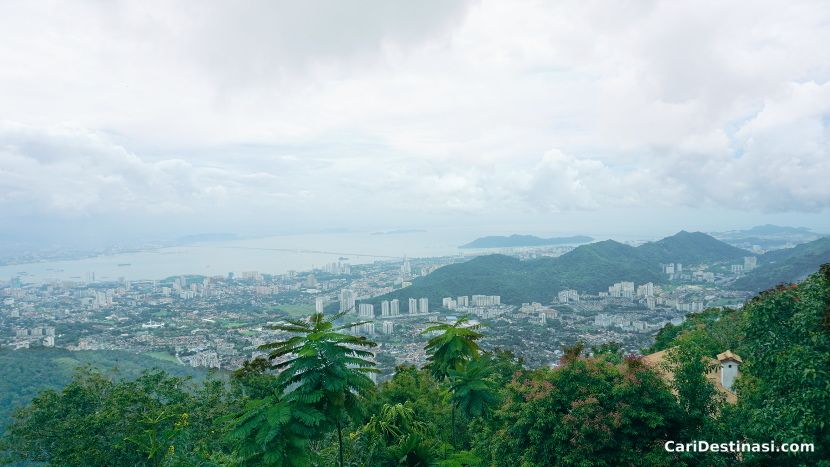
[1,0,829,247]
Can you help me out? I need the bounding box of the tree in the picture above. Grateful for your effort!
[474,356,686,466]
[732,266,830,466]
[260,311,378,467]
[422,316,484,381]
[227,394,322,466]
[447,358,499,446]
[2,368,233,466]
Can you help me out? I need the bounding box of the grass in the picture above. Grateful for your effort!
[144,351,180,364]
[274,303,316,318]
[222,321,248,329]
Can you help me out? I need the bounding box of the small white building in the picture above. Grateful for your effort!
[717,350,742,391]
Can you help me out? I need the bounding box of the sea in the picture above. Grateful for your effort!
[0,228,654,284]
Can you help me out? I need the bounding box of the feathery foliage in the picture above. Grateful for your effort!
[422,316,484,381]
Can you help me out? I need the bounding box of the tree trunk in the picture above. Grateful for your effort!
[451,403,456,447]
[337,418,344,467]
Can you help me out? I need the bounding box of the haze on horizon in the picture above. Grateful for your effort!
[1,0,829,249]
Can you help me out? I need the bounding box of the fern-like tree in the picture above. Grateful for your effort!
[422,316,484,381]
[260,311,378,467]
[228,393,323,466]
[447,358,499,446]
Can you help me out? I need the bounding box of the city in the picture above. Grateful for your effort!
[1,245,758,374]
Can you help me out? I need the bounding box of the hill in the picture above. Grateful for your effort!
[732,236,830,291]
[711,224,824,251]
[373,232,747,305]
[636,230,749,264]
[0,348,211,435]
[460,234,593,249]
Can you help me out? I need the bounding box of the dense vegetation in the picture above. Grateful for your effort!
[459,234,593,249]
[2,265,829,465]
[0,348,208,436]
[376,231,748,305]
[733,236,830,291]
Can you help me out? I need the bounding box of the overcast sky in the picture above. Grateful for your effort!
[1,0,829,245]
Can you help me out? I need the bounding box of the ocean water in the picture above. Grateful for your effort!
[1,228,655,284]
[1,229,471,283]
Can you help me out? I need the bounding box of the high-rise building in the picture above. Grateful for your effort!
[608,282,635,299]
[360,322,375,335]
[471,295,501,307]
[358,303,374,318]
[419,297,429,314]
[390,299,400,316]
[457,296,469,307]
[382,321,394,335]
[744,256,757,271]
[381,300,390,317]
[636,282,654,298]
[339,289,356,313]
[557,289,579,303]
[315,297,325,314]
[408,298,418,315]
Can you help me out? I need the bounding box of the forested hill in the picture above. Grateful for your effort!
[636,230,749,264]
[0,348,210,436]
[373,231,749,305]
[732,236,830,291]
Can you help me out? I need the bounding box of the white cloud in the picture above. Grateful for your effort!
[0,0,828,238]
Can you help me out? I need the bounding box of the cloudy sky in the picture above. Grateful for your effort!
[1,0,829,246]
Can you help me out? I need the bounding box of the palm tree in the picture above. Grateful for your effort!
[421,316,484,381]
[260,311,378,467]
[447,358,499,446]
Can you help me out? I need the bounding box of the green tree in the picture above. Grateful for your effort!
[447,358,499,446]
[260,311,378,467]
[474,356,686,466]
[422,316,484,381]
[733,266,830,466]
[227,393,323,466]
[2,368,232,466]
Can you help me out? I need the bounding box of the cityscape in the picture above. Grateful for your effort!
[1,240,763,375]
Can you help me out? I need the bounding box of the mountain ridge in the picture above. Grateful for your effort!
[371,231,750,305]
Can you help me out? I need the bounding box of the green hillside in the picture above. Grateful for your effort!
[732,236,830,291]
[373,232,745,305]
[637,230,750,264]
[0,348,211,435]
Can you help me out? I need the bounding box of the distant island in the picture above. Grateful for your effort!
[370,229,427,235]
[460,234,593,249]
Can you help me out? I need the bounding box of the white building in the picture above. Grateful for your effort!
[339,288,356,313]
[315,297,325,314]
[381,300,390,317]
[636,282,654,298]
[382,320,394,335]
[390,299,400,316]
[419,297,429,314]
[408,298,418,315]
[358,303,374,318]
[608,282,635,299]
[471,295,500,307]
[558,289,579,303]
